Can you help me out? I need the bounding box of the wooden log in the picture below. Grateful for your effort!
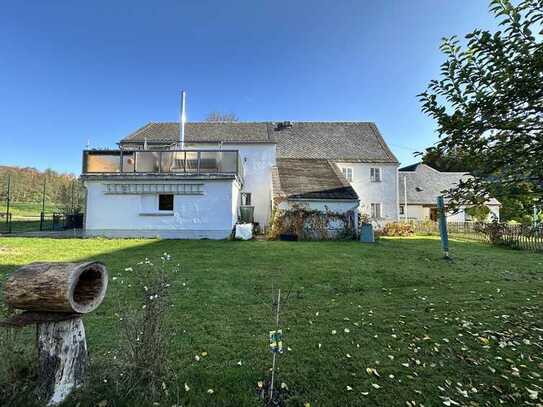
[3,262,108,314]
[37,317,88,406]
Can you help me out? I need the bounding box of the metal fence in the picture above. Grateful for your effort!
[408,221,543,252]
[0,212,73,234]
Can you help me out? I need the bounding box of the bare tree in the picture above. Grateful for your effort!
[204,112,239,122]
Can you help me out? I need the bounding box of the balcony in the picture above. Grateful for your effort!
[82,149,244,181]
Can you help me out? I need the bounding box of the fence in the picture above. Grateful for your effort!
[0,212,76,234]
[408,221,543,252]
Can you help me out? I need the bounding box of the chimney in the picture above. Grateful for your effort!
[180,90,186,149]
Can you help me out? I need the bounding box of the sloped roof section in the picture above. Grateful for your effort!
[272,122,398,162]
[121,122,272,144]
[272,158,359,201]
[120,121,398,163]
[399,163,500,205]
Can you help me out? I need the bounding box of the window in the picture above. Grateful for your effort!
[399,204,405,215]
[342,167,353,182]
[370,167,382,182]
[371,203,382,219]
[158,194,174,211]
[241,192,252,206]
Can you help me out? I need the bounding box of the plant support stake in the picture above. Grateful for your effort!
[437,196,450,259]
[269,288,281,401]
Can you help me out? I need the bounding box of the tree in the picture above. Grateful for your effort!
[419,0,543,211]
[204,112,239,122]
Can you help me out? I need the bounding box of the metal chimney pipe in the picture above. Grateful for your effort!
[180,90,186,149]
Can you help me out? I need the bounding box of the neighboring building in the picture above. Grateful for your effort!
[81,121,399,238]
[398,163,500,222]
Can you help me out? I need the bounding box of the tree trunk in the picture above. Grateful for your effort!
[3,262,108,313]
[37,317,88,406]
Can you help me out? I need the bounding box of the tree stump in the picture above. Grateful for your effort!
[1,261,109,406]
[37,317,88,406]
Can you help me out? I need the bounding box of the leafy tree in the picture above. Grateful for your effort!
[204,112,239,122]
[419,0,543,212]
[465,205,491,221]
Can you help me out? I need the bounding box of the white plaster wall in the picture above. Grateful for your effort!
[231,181,241,227]
[84,179,235,238]
[186,143,276,227]
[488,205,500,221]
[401,204,425,220]
[402,204,501,223]
[334,162,399,220]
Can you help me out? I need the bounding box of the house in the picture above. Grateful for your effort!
[398,163,500,222]
[81,121,400,239]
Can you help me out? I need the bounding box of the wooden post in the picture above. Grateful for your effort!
[1,261,108,406]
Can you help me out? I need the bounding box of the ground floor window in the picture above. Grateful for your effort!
[158,194,174,211]
[399,204,405,215]
[371,203,382,219]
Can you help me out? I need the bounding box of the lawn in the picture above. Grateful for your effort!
[0,202,65,233]
[0,237,542,406]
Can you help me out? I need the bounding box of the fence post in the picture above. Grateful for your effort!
[5,175,11,234]
[437,196,450,259]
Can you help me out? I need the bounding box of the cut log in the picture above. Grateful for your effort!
[3,262,108,313]
[37,317,88,406]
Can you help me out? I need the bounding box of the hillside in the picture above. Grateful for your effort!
[0,165,84,211]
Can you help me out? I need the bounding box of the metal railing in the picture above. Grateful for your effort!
[82,149,243,179]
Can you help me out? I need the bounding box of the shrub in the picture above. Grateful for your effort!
[102,254,179,403]
[0,305,38,406]
[269,205,356,240]
[381,222,414,237]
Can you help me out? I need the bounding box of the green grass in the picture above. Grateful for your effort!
[0,237,542,406]
[0,202,64,233]
[0,201,61,217]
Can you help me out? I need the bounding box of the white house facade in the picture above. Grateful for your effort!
[81,121,401,239]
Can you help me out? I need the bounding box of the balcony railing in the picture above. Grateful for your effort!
[82,149,244,180]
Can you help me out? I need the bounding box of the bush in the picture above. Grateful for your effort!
[88,254,180,404]
[269,205,356,240]
[381,222,414,237]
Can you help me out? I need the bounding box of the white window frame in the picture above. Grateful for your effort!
[342,167,353,182]
[370,167,382,182]
[371,203,382,219]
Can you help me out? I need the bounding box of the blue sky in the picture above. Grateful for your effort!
[0,1,498,174]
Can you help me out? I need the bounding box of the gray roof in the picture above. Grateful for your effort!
[399,163,500,205]
[119,122,398,163]
[272,158,359,201]
[121,122,272,144]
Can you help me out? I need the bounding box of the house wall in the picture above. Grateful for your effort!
[334,162,399,220]
[277,199,358,213]
[401,204,500,222]
[186,143,276,227]
[84,179,237,239]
